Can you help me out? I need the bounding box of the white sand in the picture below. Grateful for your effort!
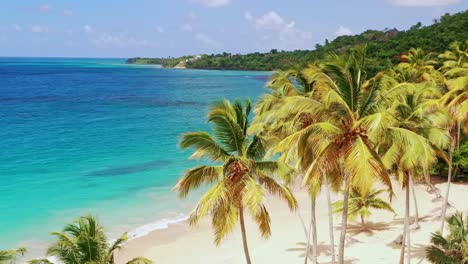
[115,180,467,264]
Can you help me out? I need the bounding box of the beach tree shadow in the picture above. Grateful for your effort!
[346,221,396,236]
[286,242,332,260]
[391,215,431,226]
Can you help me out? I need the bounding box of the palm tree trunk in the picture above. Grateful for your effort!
[298,207,309,239]
[304,197,318,264]
[311,197,318,264]
[399,230,406,264]
[338,176,350,264]
[239,205,252,264]
[410,177,420,229]
[425,168,441,199]
[405,182,411,264]
[440,144,454,235]
[304,205,312,264]
[360,215,365,226]
[324,176,336,264]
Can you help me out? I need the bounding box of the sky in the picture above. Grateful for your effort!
[0,0,466,58]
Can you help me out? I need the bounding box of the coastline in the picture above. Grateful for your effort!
[115,180,467,264]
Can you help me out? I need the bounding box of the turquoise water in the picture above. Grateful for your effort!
[0,58,269,252]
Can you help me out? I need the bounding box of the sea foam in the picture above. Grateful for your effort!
[127,214,189,240]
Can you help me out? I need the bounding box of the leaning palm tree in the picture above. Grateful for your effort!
[399,48,438,82]
[270,46,393,264]
[332,187,396,225]
[28,215,152,264]
[174,99,297,264]
[437,66,468,236]
[426,211,468,264]
[0,248,26,264]
[252,65,340,264]
[438,41,468,79]
[379,78,450,264]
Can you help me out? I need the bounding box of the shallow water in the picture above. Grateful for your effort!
[0,57,269,252]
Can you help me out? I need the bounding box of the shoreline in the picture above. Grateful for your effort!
[115,180,467,264]
[125,62,274,73]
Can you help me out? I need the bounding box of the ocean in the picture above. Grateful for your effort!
[0,57,269,254]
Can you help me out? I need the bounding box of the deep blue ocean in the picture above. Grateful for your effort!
[0,57,269,253]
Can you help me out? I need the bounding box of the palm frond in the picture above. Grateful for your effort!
[174,166,222,197]
[125,257,153,264]
[180,132,229,161]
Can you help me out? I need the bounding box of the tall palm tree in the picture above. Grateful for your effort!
[438,41,468,79]
[332,188,396,225]
[0,248,26,264]
[379,78,450,264]
[252,65,340,264]
[437,49,468,235]
[270,46,393,264]
[29,215,152,264]
[174,99,297,264]
[426,211,468,264]
[399,48,438,83]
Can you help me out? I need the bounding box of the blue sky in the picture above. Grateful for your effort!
[0,0,466,57]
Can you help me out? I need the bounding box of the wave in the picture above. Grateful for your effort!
[126,214,189,240]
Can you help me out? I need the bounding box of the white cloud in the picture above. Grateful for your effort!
[335,26,353,36]
[155,26,165,33]
[13,24,22,32]
[63,9,73,16]
[180,23,193,32]
[189,11,197,19]
[84,25,94,33]
[246,11,313,50]
[38,4,52,12]
[252,11,286,30]
[191,0,230,7]
[388,0,460,6]
[195,33,219,47]
[244,11,253,21]
[31,25,49,33]
[91,32,154,48]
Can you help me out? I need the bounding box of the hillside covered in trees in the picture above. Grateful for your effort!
[127,10,467,73]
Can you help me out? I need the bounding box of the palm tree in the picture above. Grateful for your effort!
[28,215,152,264]
[270,46,393,264]
[252,65,340,264]
[174,99,297,264]
[378,77,450,264]
[438,41,468,79]
[332,187,396,225]
[399,48,438,82]
[0,248,26,264]
[437,52,468,235]
[426,211,468,263]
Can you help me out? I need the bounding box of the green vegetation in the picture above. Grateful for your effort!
[173,99,297,264]
[426,212,468,264]
[29,215,152,264]
[332,188,396,225]
[127,11,467,73]
[125,56,192,67]
[0,248,26,264]
[9,11,467,264]
[175,40,466,264]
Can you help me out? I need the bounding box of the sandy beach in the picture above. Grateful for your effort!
[115,180,467,264]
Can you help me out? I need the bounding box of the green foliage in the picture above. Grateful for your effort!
[174,99,297,245]
[0,248,26,264]
[125,56,192,67]
[332,188,396,224]
[426,211,468,263]
[127,11,467,74]
[28,215,152,264]
[453,138,468,169]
